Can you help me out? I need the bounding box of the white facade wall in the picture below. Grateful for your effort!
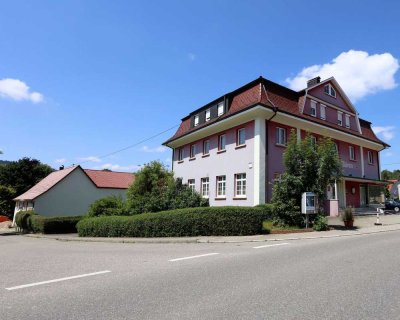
[32,168,127,217]
[173,121,255,206]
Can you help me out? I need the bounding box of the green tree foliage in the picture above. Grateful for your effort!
[87,195,129,217]
[381,169,400,181]
[127,161,208,214]
[272,131,342,226]
[0,157,53,218]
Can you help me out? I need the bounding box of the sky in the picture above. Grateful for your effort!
[1,0,399,172]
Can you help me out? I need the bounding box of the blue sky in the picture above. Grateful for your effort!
[1,0,399,171]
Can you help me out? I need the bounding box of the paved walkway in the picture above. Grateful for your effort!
[18,214,400,244]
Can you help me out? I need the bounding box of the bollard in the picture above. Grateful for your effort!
[375,208,383,226]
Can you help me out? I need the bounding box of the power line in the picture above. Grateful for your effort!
[76,124,179,166]
[382,163,400,166]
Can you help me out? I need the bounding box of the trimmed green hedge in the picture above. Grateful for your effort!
[77,206,272,237]
[15,211,82,234]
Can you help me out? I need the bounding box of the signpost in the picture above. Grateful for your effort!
[302,192,317,228]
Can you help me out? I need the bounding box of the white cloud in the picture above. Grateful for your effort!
[0,78,44,103]
[188,53,196,61]
[372,126,396,141]
[141,145,167,153]
[54,158,66,164]
[78,156,102,163]
[286,50,399,101]
[96,163,140,172]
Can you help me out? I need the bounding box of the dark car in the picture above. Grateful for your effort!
[385,199,400,213]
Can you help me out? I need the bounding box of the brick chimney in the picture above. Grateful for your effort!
[307,76,321,88]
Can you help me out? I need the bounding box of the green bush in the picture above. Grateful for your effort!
[15,210,37,230]
[87,196,128,217]
[30,215,82,234]
[313,214,329,231]
[77,206,273,237]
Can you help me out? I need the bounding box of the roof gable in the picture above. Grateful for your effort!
[83,169,134,189]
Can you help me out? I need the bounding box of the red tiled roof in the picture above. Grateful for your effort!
[84,169,134,189]
[14,166,135,201]
[165,77,387,147]
[14,166,78,201]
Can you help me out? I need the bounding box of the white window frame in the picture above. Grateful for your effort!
[218,134,226,151]
[337,111,343,126]
[188,179,195,191]
[190,144,196,158]
[217,102,224,116]
[205,109,211,122]
[178,148,184,161]
[216,175,226,197]
[237,128,246,146]
[345,114,350,128]
[320,104,326,120]
[194,114,199,127]
[235,173,246,197]
[324,84,336,98]
[276,127,286,146]
[349,145,355,161]
[334,142,339,154]
[368,151,373,164]
[203,140,210,155]
[201,178,209,198]
[310,100,317,117]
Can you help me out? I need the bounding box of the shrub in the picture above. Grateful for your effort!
[77,206,273,237]
[87,196,128,217]
[313,215,329,231]
[30,215,82,234]
[15,210,37,230]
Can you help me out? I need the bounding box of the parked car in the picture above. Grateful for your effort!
[385,199,400,212]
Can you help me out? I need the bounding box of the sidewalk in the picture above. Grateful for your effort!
[21,214,400,244]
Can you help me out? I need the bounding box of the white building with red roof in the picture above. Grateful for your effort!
[13,166,134,222]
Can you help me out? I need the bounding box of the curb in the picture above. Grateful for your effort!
[23,225,400,244]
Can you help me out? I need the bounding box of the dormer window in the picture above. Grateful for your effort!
[194,114,199,127]
[205,109,211,122]
[310,100,317,117]
[324,84,336,98]
[217,102,224,116]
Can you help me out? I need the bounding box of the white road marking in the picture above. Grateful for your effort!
[5,270,111,291]
[169,253,220,262]
[253,242,290,249]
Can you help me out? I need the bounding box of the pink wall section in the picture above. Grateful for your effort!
[363,148,379,180]
[337,141,362,177]
[308,81,353,113]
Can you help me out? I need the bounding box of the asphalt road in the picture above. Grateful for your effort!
[1,231,400,320]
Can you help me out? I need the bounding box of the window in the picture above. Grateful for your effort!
[320,104,326,120]
[216,175,226,197]
[276,127,286,146]
[368,151,374,164]
[190,144,196,158]
[235,173,246,197]
[205,109,211,121]
[345,114,350,128]
[201,178,209,198]
[349,146,355,161]
[217,102,224,116]
[203,140,210,155]
[188,179,195,191]
[237,128,246,146]
[337,111,343,126]
[310,135,317,148]
[218,134,226,151]
[334,142,339,154]
[310,100,317,117]
[324,84,336,98]
[178,148,184,161]
[194,114,199,127]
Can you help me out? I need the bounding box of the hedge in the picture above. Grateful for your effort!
[77,206,272,237]
[15,211,82,234]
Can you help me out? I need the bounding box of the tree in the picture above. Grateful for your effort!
[127,161,207,214]
[272,131,342,226]
[0,157,53,218]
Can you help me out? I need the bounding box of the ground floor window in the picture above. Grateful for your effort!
[188,179,195,191]
[369,185,384,204]
[216,175,226,197]
[201,178,209,198]
[235,173,246,197]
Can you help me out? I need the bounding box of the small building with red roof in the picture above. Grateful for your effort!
[13,166,134,221]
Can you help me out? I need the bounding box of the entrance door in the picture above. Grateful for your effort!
[360,185,367,207]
